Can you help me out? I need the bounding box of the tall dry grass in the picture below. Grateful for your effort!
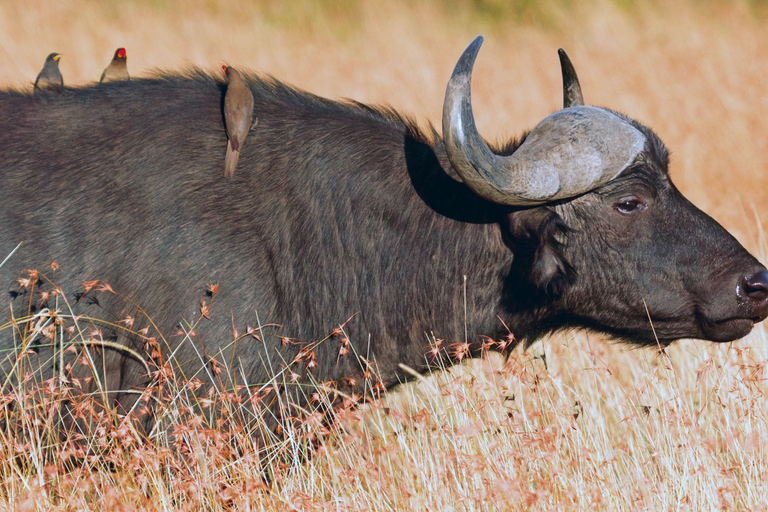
[1,0,768,509]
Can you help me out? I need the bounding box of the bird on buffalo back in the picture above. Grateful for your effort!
[34,53,63,93]
[222,65,255,178]
[100,47,129,83]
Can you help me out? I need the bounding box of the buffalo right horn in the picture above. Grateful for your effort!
[558,49,584,107]
[442,36,647,206]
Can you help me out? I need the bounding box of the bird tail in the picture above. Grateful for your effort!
[225,140,240,178]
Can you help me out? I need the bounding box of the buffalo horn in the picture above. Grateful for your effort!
[558,48,584,107]
[442,36,647,206]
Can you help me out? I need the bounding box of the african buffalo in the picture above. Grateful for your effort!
[0,36,766,422]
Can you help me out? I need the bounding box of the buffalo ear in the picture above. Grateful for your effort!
[505,207,574,295]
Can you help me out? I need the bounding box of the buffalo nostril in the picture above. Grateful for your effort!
[742,270,768,303]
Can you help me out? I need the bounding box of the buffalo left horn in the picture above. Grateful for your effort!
[442,36,647,206]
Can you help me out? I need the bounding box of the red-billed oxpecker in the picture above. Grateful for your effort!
[100,48,129,83]
[222,65,254,178]
[34,53,63,94]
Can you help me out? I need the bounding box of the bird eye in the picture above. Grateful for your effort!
[615,196,647,214]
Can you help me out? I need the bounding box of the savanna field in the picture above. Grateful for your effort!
[1,0,768,509]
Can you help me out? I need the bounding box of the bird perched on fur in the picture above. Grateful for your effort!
[222,65,255,178]
[100,48,129,83]
[34,53,63,93]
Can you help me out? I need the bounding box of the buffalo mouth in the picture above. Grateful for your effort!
[698,316,758,343]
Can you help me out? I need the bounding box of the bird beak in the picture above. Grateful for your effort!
[53,55,62,61]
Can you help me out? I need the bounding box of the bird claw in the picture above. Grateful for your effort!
[250,117,259,132]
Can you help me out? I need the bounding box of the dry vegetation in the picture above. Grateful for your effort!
[1,0,768,509]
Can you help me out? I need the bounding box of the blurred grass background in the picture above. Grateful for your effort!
[0,0,766,251]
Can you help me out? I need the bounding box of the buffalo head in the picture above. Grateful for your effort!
[443,36,768,346]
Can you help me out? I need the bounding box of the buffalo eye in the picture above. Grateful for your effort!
[615,196,647,215]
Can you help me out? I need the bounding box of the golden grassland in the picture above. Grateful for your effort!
[2,0,768,509]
